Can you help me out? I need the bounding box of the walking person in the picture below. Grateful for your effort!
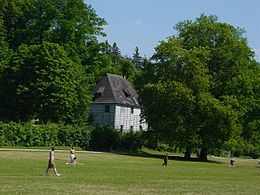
[162,153,168,166]
[45,147,61,176]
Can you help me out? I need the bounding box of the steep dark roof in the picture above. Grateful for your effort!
[92,73,139,106]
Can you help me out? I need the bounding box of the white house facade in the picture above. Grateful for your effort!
[90,73,148,131]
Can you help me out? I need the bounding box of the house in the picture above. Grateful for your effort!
[89,73,148,131]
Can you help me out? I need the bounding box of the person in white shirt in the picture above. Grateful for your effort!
[69,146,79,165]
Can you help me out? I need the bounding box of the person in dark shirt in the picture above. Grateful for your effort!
[162,153,168,166]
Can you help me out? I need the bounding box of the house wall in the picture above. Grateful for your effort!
[90,104,148,131]
[114,105,147,131]
[90,104,115,127]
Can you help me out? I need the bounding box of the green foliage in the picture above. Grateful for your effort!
[0,122,144,152]
[141,129,160,149]
[110,42,121,62]
[0,0,106,51]
[132,46,143,70]
[142,81,199,153]
[0,42,91,123]
[89,126,144,152]
[239,68,260,158]
[0,17,11,71]
[156,143,172,152]
[134,58,156,94]
[120,58,136,81]
[119,130,144,151]
[0,17,12,116]
[196,93,241,159]
[175,14,256,98]
[0,0,107,124]
[83,41,139,90]
[89,125,120,151]
[139,14,259,160]
[0,122,92,148]
[0,0,141,126]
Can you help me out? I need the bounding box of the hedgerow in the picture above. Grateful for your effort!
[0,122,92,149]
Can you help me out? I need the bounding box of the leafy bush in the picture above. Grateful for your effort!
[156,143,172,152]
[237,142,260,159]
[141,130,159,149]
[89,125,120,151]
[0,122,92,149]
[119,130,144,151]
[89,125,144,152]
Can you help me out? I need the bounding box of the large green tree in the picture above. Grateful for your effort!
[0,0,106,65]
[0,0,137,87]
[0,42,91,124]
[0,0,106,47]
[0,0,110,123]
[240,67,260,157]
[140,15,259,160]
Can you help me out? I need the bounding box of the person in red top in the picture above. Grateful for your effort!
[45,147,61,176]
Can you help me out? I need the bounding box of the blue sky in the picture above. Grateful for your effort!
[87,0,260,62]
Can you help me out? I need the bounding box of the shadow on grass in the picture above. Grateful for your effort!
[111,150,224,164]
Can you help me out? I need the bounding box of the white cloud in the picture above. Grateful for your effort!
[135,20,143,25]
[252,48,260,56]
[252,48,260,62]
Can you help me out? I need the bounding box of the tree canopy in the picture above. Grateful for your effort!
[138,15,259,160]
[0,42,91,123]
[0,0,107,124]
[0,0,106,48]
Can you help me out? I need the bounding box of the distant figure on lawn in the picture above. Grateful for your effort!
[162,153,168,166]
[68,146,79,165]
[45,147,61,176]
[229,158,235,166]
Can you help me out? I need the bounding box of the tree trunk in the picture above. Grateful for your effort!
[199,147,208,161]
[184,148,191,160]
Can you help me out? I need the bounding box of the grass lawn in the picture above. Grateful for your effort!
[0,148,259,195]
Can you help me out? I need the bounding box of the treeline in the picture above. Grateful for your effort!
[0,122,144,152]
[0,0,259,159]
[1,121,258,158]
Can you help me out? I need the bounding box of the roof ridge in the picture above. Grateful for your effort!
[106,74,117,103]
[106,73,124,78]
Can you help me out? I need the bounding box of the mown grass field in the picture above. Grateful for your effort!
[0,149,259,195]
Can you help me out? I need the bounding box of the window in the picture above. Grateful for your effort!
[120,125,123,132]
[123,89,130,98]
[93,87,104,100]
[131,106,134,114]
[94,92,101,100]
[105,105,110,113]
